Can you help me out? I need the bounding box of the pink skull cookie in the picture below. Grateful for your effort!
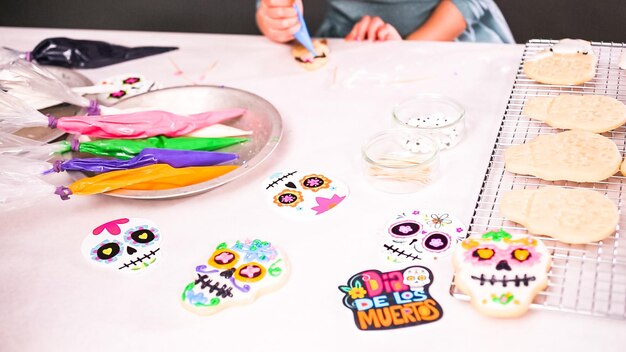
[453,229,551,318]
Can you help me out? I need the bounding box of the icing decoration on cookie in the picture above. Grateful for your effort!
[382,209,466,263]
[453,230,551,318]
[549,39,592,55]
[181,239,289,315]
[97,73,156,104]
[291,39,330,71]
[338,266,443,330]
[263,170,349,218]
[81,218,162,273]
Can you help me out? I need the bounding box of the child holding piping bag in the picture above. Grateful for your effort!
[256,0,514,43]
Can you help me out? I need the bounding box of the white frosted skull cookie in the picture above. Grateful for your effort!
[263,170,349,218]
[381,209,467,263]
[453,230,551,318]
[181,239,289,316]
[81,218,162,273]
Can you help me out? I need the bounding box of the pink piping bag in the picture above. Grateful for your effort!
[50,108,247,139]
[0,90,246,138]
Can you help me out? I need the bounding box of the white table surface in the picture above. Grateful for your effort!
[0,27,624,351]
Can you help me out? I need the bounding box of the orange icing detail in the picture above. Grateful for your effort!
[513,249,531,261]
[462,238,480,249]
[476,248,495,259]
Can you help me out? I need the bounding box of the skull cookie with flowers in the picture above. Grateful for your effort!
[453,229,551,317]
[181,239,289,315]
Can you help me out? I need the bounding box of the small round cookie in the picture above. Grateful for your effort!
[500,187,618,244]
[524,40,596,85]
[453,230,551,318]
[504,130,621,182]
[523,95,626,133]
[292,39,329,71]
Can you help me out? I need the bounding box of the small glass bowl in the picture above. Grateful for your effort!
[392,94,465,150]
[362,130,440,193]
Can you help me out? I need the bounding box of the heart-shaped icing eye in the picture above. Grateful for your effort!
[473,248,495,260]
[512,248,531,262]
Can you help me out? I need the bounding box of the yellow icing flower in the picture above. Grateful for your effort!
[348,287,367,299]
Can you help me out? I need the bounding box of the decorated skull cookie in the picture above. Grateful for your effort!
[453,229,551,318]
[81,218,162,273]
[263,170,349,218]
[382,209,467,263]
[181,239,289,315]
[97,73,156,104]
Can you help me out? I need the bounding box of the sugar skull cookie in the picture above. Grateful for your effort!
[523,39,596,85]
[263,170,349,218]
[453,229,551,318]
[81,218,162,273]
[382,209,467,263]
[97,73,156,104]
[181,239,289,316]
[291,39,329,71]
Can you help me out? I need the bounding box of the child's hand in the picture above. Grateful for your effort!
[256,0,303,43]
[345,16,402,42]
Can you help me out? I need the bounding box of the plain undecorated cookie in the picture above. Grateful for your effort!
[504,130,621,182]
[500,187,618,244]
[291,39,329,71]
[523,95,626,133]
[523,51,597,85]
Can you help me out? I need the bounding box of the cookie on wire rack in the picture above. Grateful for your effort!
[504,130,621,182]
[500,187,618,244]
[523,95,626,133]
[523,39,597,85]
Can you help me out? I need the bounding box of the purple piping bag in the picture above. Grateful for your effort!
[47,148,238,174]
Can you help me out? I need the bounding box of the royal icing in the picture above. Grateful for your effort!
[81,218,162,273]
[339,266,443,330]
[453,230,551,317]
[382,209,467,263]
[263,170,349,218]
[97,73,156,104]
[181,239,289,315]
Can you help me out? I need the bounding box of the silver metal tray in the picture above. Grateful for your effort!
[70,85,282,199]
[13,66,91,142]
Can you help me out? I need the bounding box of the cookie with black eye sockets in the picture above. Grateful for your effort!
[453,229,551,318]
[291,39,329,71]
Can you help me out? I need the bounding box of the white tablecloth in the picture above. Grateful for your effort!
[0,27,623,351]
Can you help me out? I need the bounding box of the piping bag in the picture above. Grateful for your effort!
[45,148,238,174]
[293,3,317,56]
[0,159,238,211]
[23,37,177,69]
[0,89,246,138]
[0,132,248,160]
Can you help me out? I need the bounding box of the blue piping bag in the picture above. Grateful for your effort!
[293,4,317,56]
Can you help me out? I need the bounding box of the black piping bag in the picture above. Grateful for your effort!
[26,37,178,69]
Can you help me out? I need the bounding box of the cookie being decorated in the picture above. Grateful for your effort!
[453,230,551,318]
[523,39,596,85]
[181,239,289,316]
[291,39,329,71]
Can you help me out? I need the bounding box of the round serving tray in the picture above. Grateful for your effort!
[69,85,283,199]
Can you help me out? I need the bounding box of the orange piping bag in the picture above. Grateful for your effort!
[67,164,238,195]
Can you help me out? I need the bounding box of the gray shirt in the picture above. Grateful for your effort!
[316,0,515,43]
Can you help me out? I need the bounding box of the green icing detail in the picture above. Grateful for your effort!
[492,293,515,305]
[194,297,220,307]
[268,259,283,276]
[482,229,512,242]
[216,242,228,250]
[182,282,195,301]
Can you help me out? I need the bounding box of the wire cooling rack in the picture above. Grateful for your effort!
[450,39,626,319]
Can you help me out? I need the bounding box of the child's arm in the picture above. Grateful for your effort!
[405,0,467,41]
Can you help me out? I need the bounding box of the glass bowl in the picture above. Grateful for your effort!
[392,94,465,150]
[362,130,440,193]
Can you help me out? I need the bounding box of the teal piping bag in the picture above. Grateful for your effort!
[293,3,317,56]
